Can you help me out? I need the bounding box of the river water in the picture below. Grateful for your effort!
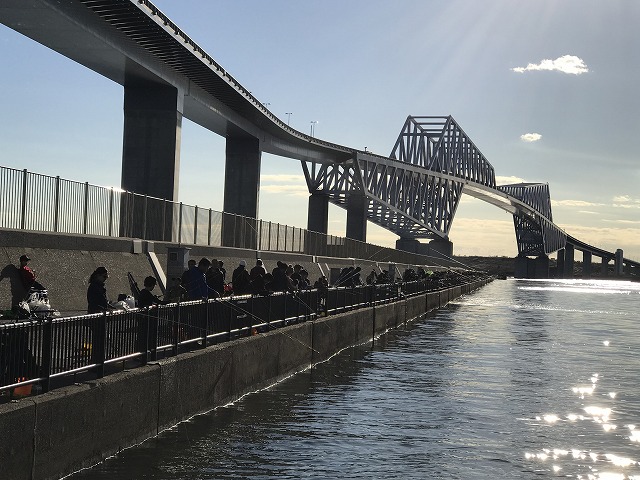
[70,278,640,479]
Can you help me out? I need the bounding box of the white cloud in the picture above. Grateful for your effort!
[613,202,640,209]
[613,195,632,203]
[496,175,527,185]
[511,55,589,75]
[261,184,308,197]
[520,133,542,143]
[261,174,305,183]
[260,174,308,197]
[612,195,640,208]
[552,199,605,208]
[604,219,640,225]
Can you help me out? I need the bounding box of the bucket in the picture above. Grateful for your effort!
[13,378,32,397]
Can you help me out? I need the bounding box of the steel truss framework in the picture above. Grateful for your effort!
[497,183,566,255]
[302,115,564,254]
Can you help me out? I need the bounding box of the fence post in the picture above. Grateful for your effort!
[299,228,303,253]
[83,182,89,235]
[141,308,150,365]
[208,208,212,246]
[202,301,208,349]
[95,312,106,378]
[284,226,288,252]
[194,205,198,244]
[172,303,180,356]
[178,202,183,244]
[142,195,148,240]
[41,319,53,393]
[53,176,60,233]
[20,169,28,230]
[160,198,166,242]
[108,187,114,237]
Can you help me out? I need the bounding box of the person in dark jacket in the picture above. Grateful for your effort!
[86,266,112,365]
[206,262,224,298]
[136,276,163,357]
[137,276,162,308]
[232,260,251,295]
[186,258,211,300]
[250,259,267,278]
[87,266,112,314]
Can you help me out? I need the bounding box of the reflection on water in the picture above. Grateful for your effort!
[71,279,640,479]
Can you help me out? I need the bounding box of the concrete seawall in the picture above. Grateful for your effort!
[0,278,490,480]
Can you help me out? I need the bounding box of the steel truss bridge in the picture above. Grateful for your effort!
[1,0,638,274]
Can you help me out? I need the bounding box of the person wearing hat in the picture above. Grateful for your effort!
[18,254,45,294]
[231,260,251,295]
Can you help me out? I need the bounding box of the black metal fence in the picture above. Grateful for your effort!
[0,278,455,396]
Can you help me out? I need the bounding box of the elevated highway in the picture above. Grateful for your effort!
[1,0,637,278]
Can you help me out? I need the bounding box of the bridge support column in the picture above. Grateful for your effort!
[515,255,549,279]
[582,251,592,278]
[122,84,183,200]
[514,256,528,278]
[346,193,368,242]
[615,249,624,276]
[222,135,261,248]
[307,193,329,234]
[601,257,609,276]
[121,84,183,240]
[396,237,420,253]
[564,244,574,278]
[556,249,565,278]
[534,255,549,278]
[429,238,453,261]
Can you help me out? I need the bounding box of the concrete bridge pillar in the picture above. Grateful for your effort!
[601,257,609,276]
[396,237,420,253]
[222,135,261,248]
[534,255,550,278]
[556,249,565,278]
[615,249,624,276]
[582,251,592,278]
[121,84,183,200]
[346,193,368,242]
[429,238,453,261]
[515,255,549,279]
[514,256,528,278]
[564,244,575,278]
[307,193,329,234]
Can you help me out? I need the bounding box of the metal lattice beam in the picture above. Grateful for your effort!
[390,116,496,188]
[498,183,566,255]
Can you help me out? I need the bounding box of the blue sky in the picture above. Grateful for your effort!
[1,0,638,259]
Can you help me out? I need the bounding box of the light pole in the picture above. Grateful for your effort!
[285,112,292,125]
[310,120,318,137]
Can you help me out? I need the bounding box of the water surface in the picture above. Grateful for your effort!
[71,278,640,479]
